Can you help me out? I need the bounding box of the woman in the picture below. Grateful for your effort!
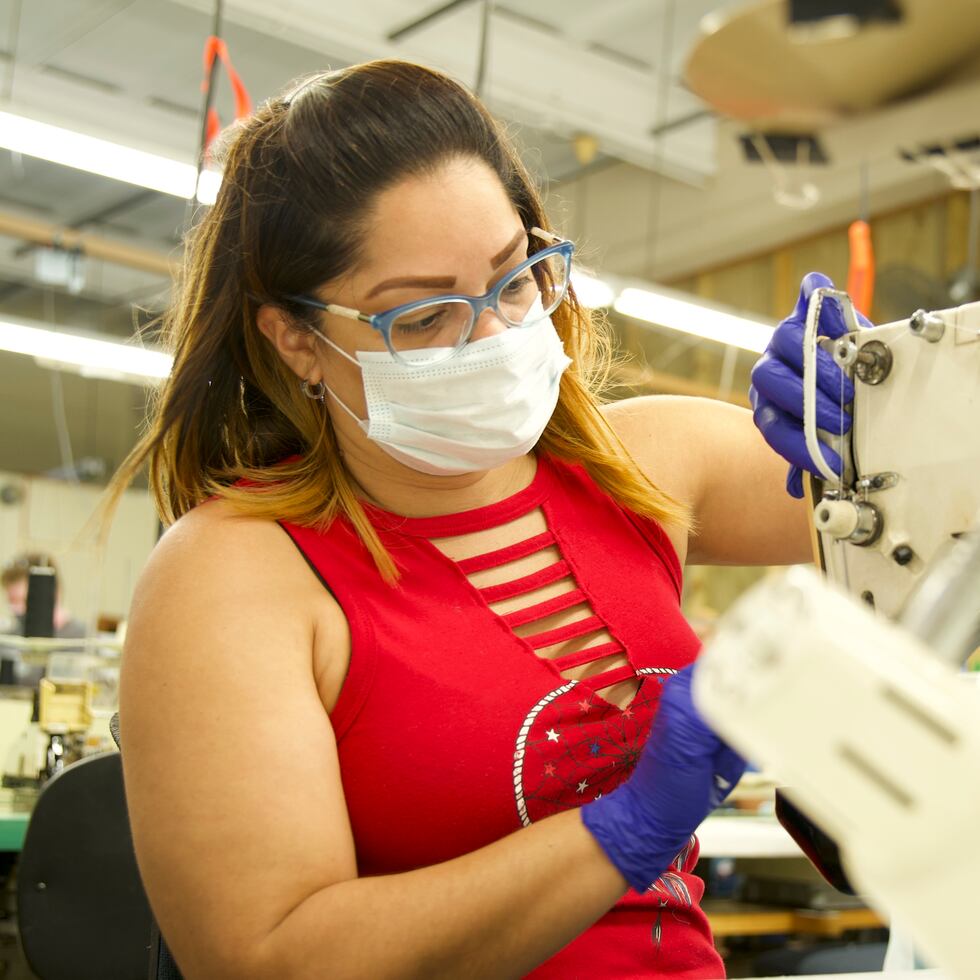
[115,60,819,978]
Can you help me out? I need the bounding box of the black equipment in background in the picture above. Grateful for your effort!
[24,566,56,638]
[789,0,903,26]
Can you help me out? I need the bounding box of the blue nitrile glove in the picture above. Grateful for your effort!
[581,665,746,893]
[749,272,870,498]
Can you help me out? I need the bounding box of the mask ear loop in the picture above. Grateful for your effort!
[306,328,371,427]
[312,327,360,367]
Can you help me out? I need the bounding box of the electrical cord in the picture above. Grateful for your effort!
[474,0,494,98]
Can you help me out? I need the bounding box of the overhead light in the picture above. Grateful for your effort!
[568,267,775,353]
[0,316,172,385]
[614,287,775,353]
[571,270,616,310]
[0,111,220,203]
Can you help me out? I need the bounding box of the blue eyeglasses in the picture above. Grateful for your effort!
[286,227,574,366]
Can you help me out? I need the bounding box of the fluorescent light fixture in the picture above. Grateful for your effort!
[614,286,775,353]
[567,267,776,353]
[0,111,220,204]
[0,317,172,385]
[571,270,616,310]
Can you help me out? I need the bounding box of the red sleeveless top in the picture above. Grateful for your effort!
[281,453,723,978]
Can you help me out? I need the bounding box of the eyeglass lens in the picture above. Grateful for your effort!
[388,251,569,362]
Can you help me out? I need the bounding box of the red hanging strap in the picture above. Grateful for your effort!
[847,218,875,318]
[201,35,253,154]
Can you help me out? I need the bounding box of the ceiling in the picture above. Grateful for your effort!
[0,0,728,476]
[0,0,979,477]
[0,0,726,332]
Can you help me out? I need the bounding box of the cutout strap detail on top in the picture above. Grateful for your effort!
[479,560,570,603]
[551,641,625,672]
[522,614,605,651]
[455,530,556,574]
[501,589,586,628]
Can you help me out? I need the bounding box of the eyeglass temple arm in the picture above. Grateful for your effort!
[530,226,564,244]
[324,304,373,324]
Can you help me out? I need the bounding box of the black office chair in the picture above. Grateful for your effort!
[17,725,183,980]
[17,750,154,979]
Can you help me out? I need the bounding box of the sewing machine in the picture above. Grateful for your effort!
[803,291,980,628]
[0,640,120,788]
[693,293,980,979]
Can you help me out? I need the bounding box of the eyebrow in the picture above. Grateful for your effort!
[365,229,526,299]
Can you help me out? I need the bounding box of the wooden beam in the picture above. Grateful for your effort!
[0,210,174,278]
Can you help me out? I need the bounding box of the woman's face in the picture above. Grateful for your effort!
[309,155,529,431]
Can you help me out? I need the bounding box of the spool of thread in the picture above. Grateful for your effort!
[814,499,860,539]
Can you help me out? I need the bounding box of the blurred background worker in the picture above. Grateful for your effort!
[1,554,85,640]
[1,554,85,685]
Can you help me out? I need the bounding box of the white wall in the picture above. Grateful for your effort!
[0,470,159,629]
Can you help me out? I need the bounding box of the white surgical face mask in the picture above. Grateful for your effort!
[313,299,572,475]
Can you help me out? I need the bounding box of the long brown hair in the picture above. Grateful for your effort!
[106,59,690,580]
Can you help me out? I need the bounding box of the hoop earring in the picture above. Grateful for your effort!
[301,379,325,401]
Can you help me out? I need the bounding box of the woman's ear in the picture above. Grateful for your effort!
[256,305,321,384]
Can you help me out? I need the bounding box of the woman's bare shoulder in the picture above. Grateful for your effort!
[130,498,348,691]
[601,395,709,508]
[131,504,270,625]
[157,495,284,551]
[147,498,312,590]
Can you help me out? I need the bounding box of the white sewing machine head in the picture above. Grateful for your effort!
[688,291,980,980]
[803,290,980,621]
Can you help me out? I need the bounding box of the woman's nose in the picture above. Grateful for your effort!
[469,308,508,343]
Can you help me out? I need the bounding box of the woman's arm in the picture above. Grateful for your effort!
[259,808,623,980]
[605,395,813,567]
[121,503,627,980]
